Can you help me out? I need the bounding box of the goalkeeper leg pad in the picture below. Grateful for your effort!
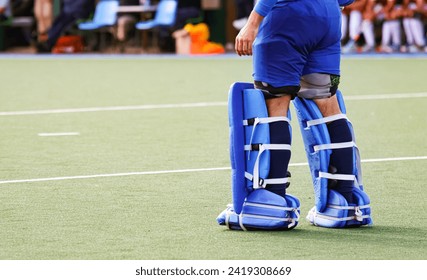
[217,82,300,230]
[292,90,372,228]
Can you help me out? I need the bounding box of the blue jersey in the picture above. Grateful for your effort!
[252,0,342,88]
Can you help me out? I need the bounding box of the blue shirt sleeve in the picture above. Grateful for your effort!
[254,0,278,17]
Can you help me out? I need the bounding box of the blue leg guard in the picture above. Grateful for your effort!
[217,82,300,230]
[293,90,373,228]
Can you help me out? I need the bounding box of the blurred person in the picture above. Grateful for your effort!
[175,0,200,28]
[116,0,140,51]
[0,0,11,22]
[341,4,351,41]
[159,0,201,52]
[34,0,53,43]
[9,0,35,46]
[36,0,95,53]
[11,0,33,16]
[341,0,369,53]
[358,0,383,52]
[380,0,404,52]
[217,0,372,230]
[233,0,254,30]
[401,0,427,52]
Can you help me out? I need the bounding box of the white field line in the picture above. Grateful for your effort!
[1,92,426,117]
[38,132,80,137]
[0,156,426,185]
[0,102,227,116]
[345,92,427,100]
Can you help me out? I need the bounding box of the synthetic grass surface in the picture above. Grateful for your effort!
[0,55,426,259]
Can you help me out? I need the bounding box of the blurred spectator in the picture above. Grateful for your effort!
[116,0,140,51]
[401,0,427,52]
[341,0,368,53]
[159,0,201,52]
[11,0,33,17]
[380,0,403,53]
[34,0,53,43]
[232,0,253,30]
[358,0,378,52]
[0,0,11,22]
[36,0,95,53]
[176,0,200,28]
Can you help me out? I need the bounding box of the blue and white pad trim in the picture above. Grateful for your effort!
[293,90,372,227]
[217,189,300,230]
[217,82,300,230]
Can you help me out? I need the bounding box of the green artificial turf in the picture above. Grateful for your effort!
[0,56,426,259]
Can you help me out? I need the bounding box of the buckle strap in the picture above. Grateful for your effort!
[245,172,289,189]
[244,202,298,212]
[311,211,370,222]
[244,116,290,161]
[240,213,297,223]
[243,116,290,126]
[306,113,348,127]
[314,141,357,152]
[244,143,291,151]
[319,172,356,181]
[244,144,291,188]
[327,204,371,211]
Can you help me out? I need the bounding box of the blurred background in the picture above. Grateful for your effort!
[0,0,426,54]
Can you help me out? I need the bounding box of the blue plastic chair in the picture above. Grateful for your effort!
[135,0,178,30]
[78,0,119,30]
[135,0,177,50]
[78,0,119,51]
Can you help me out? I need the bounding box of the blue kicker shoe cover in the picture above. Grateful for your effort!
[306,189,373,228]
[217,189,300,230]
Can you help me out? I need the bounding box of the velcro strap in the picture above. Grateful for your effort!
[244,202,298,212]
[242,202,300,229]
[244,143,291,151]
[312,204,371,223]
[306,113,348,127]
[244,117,290,159]
[243,116,290,126]
[245,172,289,188]
[312,212,370,222]
[327,204,371,211]
[314,141,357,152]
[240,213,295,222]
[319,172,356,181]
[244,144,291,189]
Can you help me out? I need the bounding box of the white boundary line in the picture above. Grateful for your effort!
[0,156,426,185]
[38,132,80,137]
[0,102,227,116]
[1,92,426,117]
[345,92,427,100]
